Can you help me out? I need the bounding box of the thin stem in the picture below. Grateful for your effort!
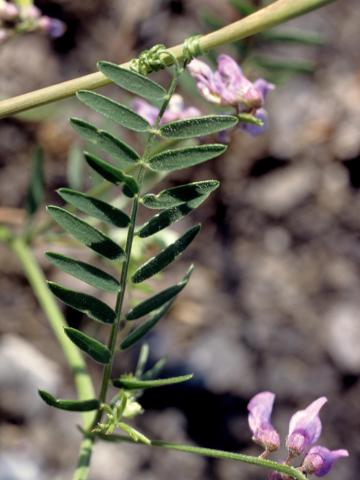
[9,236,95,429]
[0,0,336,118]
[101,434,308,480]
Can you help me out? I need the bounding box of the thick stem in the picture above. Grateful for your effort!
[10,237,95,429]
[0,0,336,118]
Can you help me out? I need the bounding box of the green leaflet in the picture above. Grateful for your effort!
[113,374,193,390]
[58,188,130,228]
[118,423,151,445]
[132,225,201,283]
[70,118,140,169]
[38,390,99,411]
[48,282,116,325]
[121,302,173,350]
[160,115,238,139]
[77,90,150,132]
[47,206,125,260]
[237,113,264,126]
[84,152,139,196]
[126,266,193,320]
[25,147,44,217]
[142,180,220,209]
[46,252,120,292]
[229,0,255,16]
[98,61,166,101]
[64,327,111,364]
[138,196,207,238]
[148,144,227,172]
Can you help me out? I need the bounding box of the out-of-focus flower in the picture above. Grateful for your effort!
[20,4,41,20]
[286,397,327,457]
[0,1,18,20]
[38,16,66,38]
[302,446,349,477]
[133,94,201,126]
[247,391,280,452]
[187,54,274,135]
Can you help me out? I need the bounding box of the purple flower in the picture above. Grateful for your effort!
[302,446,349,477]
[132,94,201,126]
[286,397,327,457]
[247,391,280,452]
[187,54,274,135]
[38,16,66,38]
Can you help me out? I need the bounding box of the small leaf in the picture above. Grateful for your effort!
[98,61,166,101]
[113,374,193,390]
[118,422,151,444]
[142,358,167,380]
[229,0,255,16]
[237,113,264,126]
[64,327,111,364]
[25,147,44,216]
[84,152,139,196]
[38,390,99,411]
[48,282,116,324]
[132,225,200,283]
[127,267,192,321]
[160,115,238,139]
[142,180,220,209]
[70,118,140,169]
[46,252,120,292]
[138,196,207,238]
[121,302,172,350]
[58,188,130,228]
[47,206,125,260]
[148,144,226,172]
[77,90,150,132]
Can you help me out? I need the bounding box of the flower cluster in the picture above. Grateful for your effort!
[248,392,348,478]
[187,54,274,136]
[133,93,201,126]
[0,0,66,44]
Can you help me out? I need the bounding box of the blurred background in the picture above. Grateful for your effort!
[0,0,359,479]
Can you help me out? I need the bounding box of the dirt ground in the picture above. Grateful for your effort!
[0,1,359,479]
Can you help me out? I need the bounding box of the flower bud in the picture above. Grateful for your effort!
[248,392,280,452]
[302,446,349,477]
[38,16,66,38]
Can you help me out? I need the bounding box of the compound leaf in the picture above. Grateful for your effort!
[47,206,125,260]
[132,225,200,283]
[84,152,139,196]
[38,390,99,411]
[46,252,120,292]
[48,282,116,325]
[142,180,220,209]
[113,374,193,390]
[58,188,130,228]
[148,144,227,171]
[160,115,238,139]
[77,90,150,132]
[98,61,166,101]
[121,301,173,350]
[64,327,111,364]
[138,196,207,238]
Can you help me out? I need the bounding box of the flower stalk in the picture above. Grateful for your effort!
[0,0,336,119]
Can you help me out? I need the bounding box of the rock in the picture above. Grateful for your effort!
[0,335,60,417]
[0,450,45,480]
[326,303,360,372]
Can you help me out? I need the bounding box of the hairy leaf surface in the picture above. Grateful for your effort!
[132,225,200,283]
[47,206,125,260]
[160,115,238,139]
[142,180,219,209]
[46,252,120,292]
[58,188,130,228]
[98,61,166,101]
[48,282,116,324]
[113,374,193,389]
[148,144,227,171]
[77,90,149,132]
[64,327,111,364]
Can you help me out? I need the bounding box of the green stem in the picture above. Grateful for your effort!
[101,435,308,480]
[0,0,336,118]
[9,236,95,429]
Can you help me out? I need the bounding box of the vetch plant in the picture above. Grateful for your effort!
[0,1,346,480]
